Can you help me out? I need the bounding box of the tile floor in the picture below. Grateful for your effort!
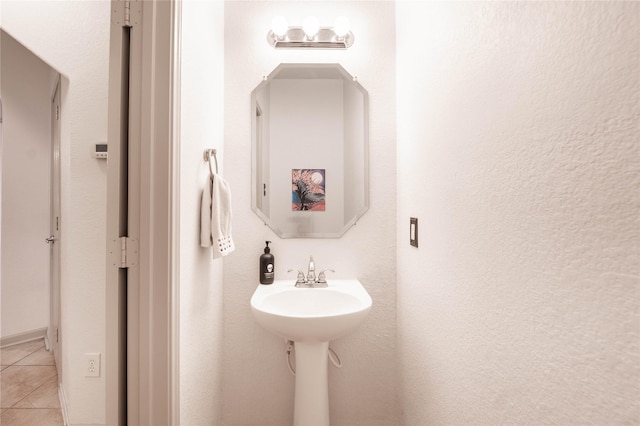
[0,339,64,425]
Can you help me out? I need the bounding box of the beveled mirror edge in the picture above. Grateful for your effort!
[250,63,369,239]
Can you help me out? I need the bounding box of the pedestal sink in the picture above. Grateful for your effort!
[251,279,372,426]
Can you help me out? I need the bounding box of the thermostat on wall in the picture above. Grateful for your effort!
[93,143,108,159]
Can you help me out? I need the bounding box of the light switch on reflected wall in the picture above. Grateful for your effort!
[410,217,418,247]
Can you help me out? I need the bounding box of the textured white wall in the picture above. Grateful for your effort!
[179,1,225,425]
[0,31,55,339]
[0,1,110,423]
[223,1,397,425]
[397,2,639,425]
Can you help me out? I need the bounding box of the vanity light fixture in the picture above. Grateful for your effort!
[267,15,354,49]
[302,16,320,40]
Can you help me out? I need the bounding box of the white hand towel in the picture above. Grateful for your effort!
[200,173,235,258]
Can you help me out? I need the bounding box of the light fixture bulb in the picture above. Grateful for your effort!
[302,16,320,39]
[271,16,288,37]
[333,16,350,38]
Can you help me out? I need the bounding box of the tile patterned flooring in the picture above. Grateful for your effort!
[0,339,64,425]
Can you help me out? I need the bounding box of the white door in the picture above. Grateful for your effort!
[48,77,62,379]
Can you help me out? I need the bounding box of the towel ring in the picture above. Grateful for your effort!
[203,149,218,177]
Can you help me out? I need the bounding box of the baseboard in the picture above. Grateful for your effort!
[0,327,48,348]
[58,382,70,426]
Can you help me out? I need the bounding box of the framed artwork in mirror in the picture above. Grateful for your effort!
[292,169,325,211]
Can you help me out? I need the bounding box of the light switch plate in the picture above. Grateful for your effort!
[410,217,418,247]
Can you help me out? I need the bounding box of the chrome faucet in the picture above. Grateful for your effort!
[307,256,316,284]
[288,256,333,288]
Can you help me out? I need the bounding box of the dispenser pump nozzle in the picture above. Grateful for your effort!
[264,241,271,253]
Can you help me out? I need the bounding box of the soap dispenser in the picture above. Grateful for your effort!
[259,241,274,284]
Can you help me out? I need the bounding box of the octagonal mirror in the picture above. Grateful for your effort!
[251,63,369,238]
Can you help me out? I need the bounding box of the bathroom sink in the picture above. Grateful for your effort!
[250,279,372,342]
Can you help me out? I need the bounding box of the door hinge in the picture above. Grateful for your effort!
[113,0,140,28]
[124,0,132,27]
[56,105,59,120]
[118,236,138,268]
[56,328,59,343]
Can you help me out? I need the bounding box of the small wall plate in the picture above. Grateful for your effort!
[410,217,418,247]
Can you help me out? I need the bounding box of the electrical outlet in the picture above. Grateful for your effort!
[85,353,101,377]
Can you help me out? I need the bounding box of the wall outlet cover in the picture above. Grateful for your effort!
[85,353,101,377]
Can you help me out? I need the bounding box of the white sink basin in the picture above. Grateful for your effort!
[250,279,372,342]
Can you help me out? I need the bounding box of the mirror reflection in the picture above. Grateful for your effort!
[251,63,369,238]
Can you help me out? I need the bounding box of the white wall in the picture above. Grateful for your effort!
[397,2,639,425]
[1,1,110,423]
[270,79,344,234]
[223,1,397,425]
[179,1,225,425]
[0,31,55,339]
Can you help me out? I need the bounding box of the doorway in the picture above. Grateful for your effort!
[2,0,114,422]
[0,30,60,352]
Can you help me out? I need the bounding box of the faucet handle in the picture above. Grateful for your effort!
[316,269,335,284]
[288,269,306,285]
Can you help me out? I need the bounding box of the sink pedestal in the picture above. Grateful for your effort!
[294,341,330,426]
[250,280,373,426]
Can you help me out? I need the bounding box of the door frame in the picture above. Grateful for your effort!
[106,1,181,424]
[49,75,62,380]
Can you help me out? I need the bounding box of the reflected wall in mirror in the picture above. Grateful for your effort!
[251,63,369,238]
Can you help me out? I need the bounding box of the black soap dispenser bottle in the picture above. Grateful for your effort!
[259,241,275,284]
